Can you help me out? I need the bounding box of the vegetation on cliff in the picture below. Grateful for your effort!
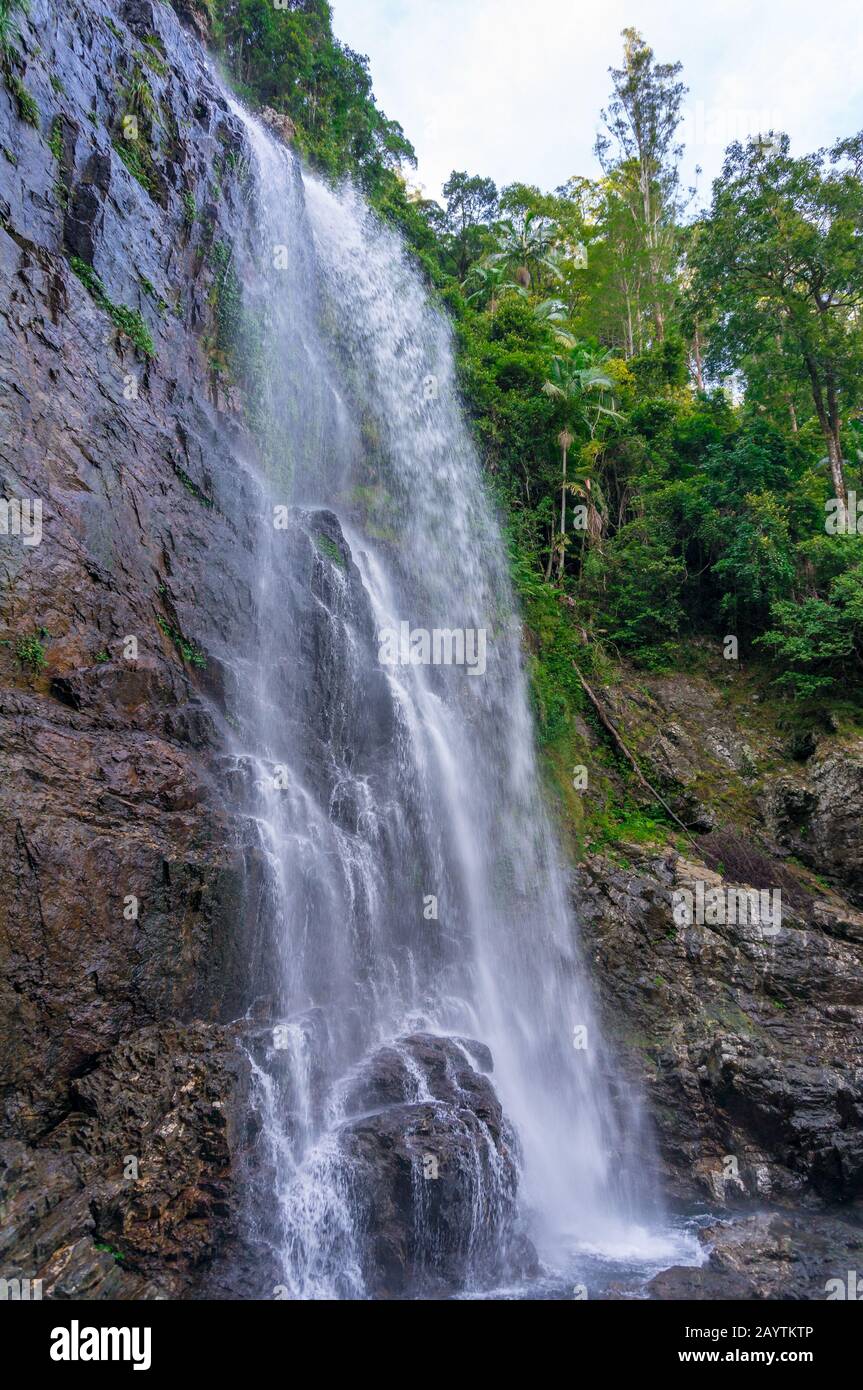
[202,5,863,850]
[207,8,863,691]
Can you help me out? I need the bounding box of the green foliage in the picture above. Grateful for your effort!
[209,240,240,347]
[588,518,686,667]
[173,462,214,507]
[94,1243,125,1263]
[139,275,169,315]
[69,256,156,358]
[123,63,156,122]
[15,633,46,671]
[47,115,62,160]
[211,0,415,195]
[0,0,28,59]
[156,616,206,668]
[139,35,168,77]
[6,71,38,125]
[180,7,863,737]
[757,543,863,698]
[113,135,154,193]
[688,133,863,504]
[315,533,346,569]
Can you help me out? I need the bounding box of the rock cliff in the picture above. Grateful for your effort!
[1,0,263,1296]
[2,0,861,1302]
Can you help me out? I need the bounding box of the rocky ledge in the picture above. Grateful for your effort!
[650,1210,863,1300]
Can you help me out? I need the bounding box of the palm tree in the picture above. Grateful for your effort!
[542,344,620,579]
[463,261,519,316]
[486,211,564,293]
[530,297,576,348]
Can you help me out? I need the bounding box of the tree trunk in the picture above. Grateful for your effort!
[692,321,704,391]
[826,431,848,518]
[803,351,847,518]
[558,443,568,580]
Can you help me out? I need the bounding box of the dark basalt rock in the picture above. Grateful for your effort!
[3,0,862,1305]
[337,1034,535,1298]
[566,667,863,1214]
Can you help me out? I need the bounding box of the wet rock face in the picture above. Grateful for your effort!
[337,1034,533,1298]
[577,846,863,1208]
[763,748,863,906]
[167,0,213,42]
[649,1210,863,1300]
[259,107,296,146]
[1,0,268,1293]
[0,0,460,1300]
[0,1023,249,1299]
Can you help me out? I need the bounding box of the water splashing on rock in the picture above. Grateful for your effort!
[221,95,684,1298]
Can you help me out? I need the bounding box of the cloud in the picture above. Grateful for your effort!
[331,0,863,205]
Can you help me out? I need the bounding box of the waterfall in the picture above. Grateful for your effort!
[219,95,686,1298]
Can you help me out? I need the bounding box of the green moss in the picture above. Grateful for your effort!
[94,1243,125,1264]
[156,615,206,668]
[209,239,242,350]
[181,190,197,228]
[204,239,267,431]
[123,65,155,123]
[315,533,346,569]
[69,256,156,359]
[104,17,124,41]
[139,275,168,315]
[585,806,671,855]
[139,36,168,77]
[173,463,214,508]
[47,116,62,161]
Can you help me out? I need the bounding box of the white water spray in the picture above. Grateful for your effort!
[221,96,693,1297]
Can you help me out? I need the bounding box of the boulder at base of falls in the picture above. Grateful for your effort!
[338,1033,537,1298]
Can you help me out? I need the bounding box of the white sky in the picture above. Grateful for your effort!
[330,0,863,207]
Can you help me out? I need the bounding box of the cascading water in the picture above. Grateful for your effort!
[220,94,697,1298]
